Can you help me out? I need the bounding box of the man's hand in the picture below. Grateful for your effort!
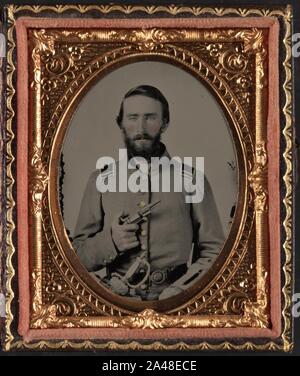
[108,275,129,295]
[111,211,140,252]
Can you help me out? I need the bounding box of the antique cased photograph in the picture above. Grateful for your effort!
[1,4,294,352]
[61,62,237,302]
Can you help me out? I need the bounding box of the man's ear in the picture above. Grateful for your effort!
[161,122,169,133]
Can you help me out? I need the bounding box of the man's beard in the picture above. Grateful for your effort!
[122,131,163,160]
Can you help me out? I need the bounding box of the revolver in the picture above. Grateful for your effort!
[108,200,161,290]
[120,199,160,225]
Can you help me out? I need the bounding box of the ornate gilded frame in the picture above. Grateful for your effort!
[3,4,293,351]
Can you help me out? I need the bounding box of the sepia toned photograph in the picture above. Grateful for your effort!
[60,61,238,301]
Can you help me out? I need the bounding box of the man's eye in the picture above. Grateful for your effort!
[128,115,138,121]
[146,114,157,121]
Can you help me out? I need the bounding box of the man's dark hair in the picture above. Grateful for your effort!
[116,85,170,127]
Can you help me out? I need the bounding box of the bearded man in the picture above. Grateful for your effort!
[72,85,224,300]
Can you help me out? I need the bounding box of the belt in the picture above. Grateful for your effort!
[149,264,187,285]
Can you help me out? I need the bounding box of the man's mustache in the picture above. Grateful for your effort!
[133,134,153,141]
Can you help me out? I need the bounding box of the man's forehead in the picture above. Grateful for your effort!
[123,95,162,113]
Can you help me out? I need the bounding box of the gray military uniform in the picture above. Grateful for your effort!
[72,146,225,300]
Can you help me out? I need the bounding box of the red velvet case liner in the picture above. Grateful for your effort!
[16,17,280,342]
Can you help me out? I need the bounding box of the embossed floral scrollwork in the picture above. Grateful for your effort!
[211,273,269,329]
[236,75,252,104]
[42,78,57,92]
[45,52,71,76]
[51,293,78,316]
[241,291,269,328]
[249,142,268,213]
[43,46,83,77]
[219,48,248,76]
[239,29,265,55]
[33,30,86,105]
[236,29,266,89]
[45,271,64,294]
[204,28,265,55]
[68,46,84,62]
[30,146,49,216]
[206,43,223,58]
[240,271,269,328]
[31,30,56,88]
[112,309,186,329]
[41,77,58,100]
[27,25,269,330]
[236,75,251,89]
[33,29,56,54]
[110,28,186,51]
[215,261,256,316]
[222,288,248,315]
[31,270,86,328]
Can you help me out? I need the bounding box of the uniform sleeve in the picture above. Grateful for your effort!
[159,174,225,299]
[191,174,225,266]
[72,171,118,271]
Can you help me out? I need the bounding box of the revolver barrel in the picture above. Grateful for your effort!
[121,200,161,224]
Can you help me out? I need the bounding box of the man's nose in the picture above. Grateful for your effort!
[137,116,147,132]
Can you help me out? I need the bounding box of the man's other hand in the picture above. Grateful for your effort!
[111,211,140,252]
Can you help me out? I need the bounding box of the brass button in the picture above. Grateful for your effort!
[141,230,147,237]
[141,244,147,251]
[138,201,146,208]
[151,270,165,284]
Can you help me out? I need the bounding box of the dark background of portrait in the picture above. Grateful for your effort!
[0,0,299,359]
